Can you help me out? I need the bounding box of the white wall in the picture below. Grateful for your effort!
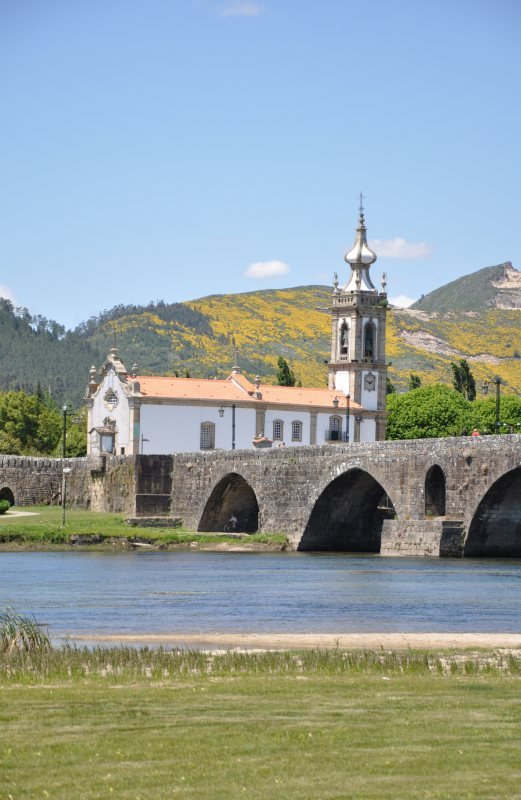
[140,404,258,454]
[333,372,351,395]
[359,418,376,443]
[263,410,309,446]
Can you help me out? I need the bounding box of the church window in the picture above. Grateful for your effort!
[291,421,303,441]
[273,420,284,441]
[100,433,115,454]
[200,422,215,450]
[340,322,349,355]
[328,415,342,441]
[363,321,376,359]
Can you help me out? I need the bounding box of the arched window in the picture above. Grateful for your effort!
[364,321,376,359]
[273,420,284,441]
[340,321,349,356]
[292,421,303,441]
[200,422,216,450]
[328,415,342,441]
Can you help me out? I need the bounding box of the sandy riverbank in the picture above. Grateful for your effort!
[63,632,521,650]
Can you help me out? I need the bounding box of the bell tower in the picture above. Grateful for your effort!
[328,198,388,440]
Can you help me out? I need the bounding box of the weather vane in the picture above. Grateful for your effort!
[359,191,365,213]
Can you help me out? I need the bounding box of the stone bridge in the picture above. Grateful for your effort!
[1,435,520,557]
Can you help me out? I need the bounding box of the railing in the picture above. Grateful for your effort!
[325,430,349,443]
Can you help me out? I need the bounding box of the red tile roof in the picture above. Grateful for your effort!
[132,372,363,411]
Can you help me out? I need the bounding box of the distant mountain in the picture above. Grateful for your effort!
[412,262,521,313]
[1,264,520,407]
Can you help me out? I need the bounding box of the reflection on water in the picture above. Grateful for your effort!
[1,550,521,637]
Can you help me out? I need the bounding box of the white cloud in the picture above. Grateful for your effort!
[244,260,290,279]
[220,2,265,16]
[0,284,15,303]
[389,294,416,308]
[369,238,433,260]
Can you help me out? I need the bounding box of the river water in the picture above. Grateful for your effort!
[1,551,521,640]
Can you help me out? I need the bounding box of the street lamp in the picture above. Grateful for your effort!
[140,434,150,454]
[61,467,71,527]
[62,404,67,459]
[218,405,236,449]
[482,377,501,434]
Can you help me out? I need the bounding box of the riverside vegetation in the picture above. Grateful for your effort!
[1,610,521,799]
[0,506,288,550]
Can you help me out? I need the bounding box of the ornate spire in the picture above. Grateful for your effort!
[344,196,377,268]
[342,199,377,293]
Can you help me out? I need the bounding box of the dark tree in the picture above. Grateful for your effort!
[450,359,476,401]
[276,356,296,387]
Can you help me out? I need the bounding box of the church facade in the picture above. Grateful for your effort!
[85,208,388,456]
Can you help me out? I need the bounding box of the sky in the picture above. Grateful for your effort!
[1,0,520,329]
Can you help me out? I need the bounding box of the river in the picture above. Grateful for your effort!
[1,550,521,643]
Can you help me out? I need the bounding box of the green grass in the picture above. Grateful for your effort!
[0,506,288,549]
[2,646,521,799]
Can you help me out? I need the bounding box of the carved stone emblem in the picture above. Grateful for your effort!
[103,389,119,411]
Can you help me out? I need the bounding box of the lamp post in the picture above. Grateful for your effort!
[219,405,236,450]
[482,377,501,434]
[62,404,67,459]
[140,434,149,454]
[61,467,71,527]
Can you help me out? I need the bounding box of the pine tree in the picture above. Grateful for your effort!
[276,356,296,387]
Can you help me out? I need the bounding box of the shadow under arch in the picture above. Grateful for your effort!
[465,467,521,557]
[0,487,15,506]
[298,468,395,552]
[198,472,259,533]
[425,465,446,517]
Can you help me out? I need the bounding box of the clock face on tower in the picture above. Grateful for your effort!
[364,372,376,392]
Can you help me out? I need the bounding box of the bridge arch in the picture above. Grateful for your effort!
[298,467,396,552]
[424,465,446,517]
[0,487,15,506]
[464,467,521,557]
[197,472,259,533]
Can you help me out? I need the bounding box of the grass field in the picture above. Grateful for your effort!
[2,647,521,799]
[0,506,287,549]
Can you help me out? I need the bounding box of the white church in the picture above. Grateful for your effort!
[85,208,388,455]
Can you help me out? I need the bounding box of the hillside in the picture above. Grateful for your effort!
[412,262,521,312]
[1,264,521,406]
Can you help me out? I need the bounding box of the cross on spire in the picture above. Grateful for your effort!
[359,191,365,214]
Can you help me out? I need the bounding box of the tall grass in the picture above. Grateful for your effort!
[0,607,50,655]
[2,641,521,683]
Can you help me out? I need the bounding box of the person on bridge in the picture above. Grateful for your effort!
[471,428,481,437]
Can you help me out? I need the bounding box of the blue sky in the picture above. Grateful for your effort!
[1,0,520,328]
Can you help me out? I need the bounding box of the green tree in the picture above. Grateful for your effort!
[0,390,62,455]
[276,356,296,387]
[386,377,396,395]
[386,385,473,440]
[450,359,476,401]
[470,395,521,435]
[409,373,422,390]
